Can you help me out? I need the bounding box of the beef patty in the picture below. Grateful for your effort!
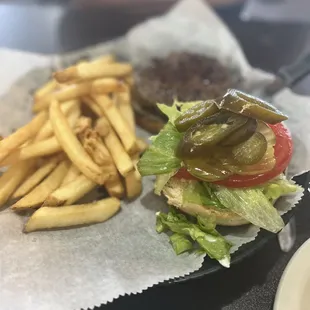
[132,53,237,133]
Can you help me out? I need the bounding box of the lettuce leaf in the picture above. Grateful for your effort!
[138,122,183,176]
[183,181,224,208]
[157,100,202,122]
[154,170,178,195]
[157,103,181,124]
[260,174,301,203]
[169,233,193,255]
[156,209,231,266]
[213,186,284,233]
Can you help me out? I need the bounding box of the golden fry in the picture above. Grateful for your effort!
[79,127,124,197]
[82,96,102,117]
[2,137,61,165]
[60,163,80,186]
[79,128,113,167]
[136,138,148,154]
[92,54,115,65]
[54,62,132,83]
[12,160,70,210]
[115,88,135,133]
[0,107,80,166]
[0,111,47,163]
[91,78,126,94]
[74,116,92,136]
[105,172,125,199]
[124,75,134,88]
[125,169,142,200]
[33,79,125,112]
[34,79,58,100]
[94,95,136,153]
[35,99,79,141]
[0,160,35,206]
[79,127,125,198]
[25,197,121,233]
[49,100,106,184]
[13,156,61,199]
[96,118,133,177]
[93,116,110,137]
[44,174,96,206]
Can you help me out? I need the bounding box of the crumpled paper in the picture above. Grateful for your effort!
[0,1,309,310]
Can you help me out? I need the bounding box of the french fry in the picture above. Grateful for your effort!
[24,197,121,233]
[0,111,47,163]
[115,87,142,198]
[35,99,79,141]
[49,100,106,184]
[33,79,125,112]
[1,137,61,166]
[79,127,124,198]
[91,78,126,94]
[54,62,132,83]
[124,75,134,88]
[82,96,102,117]
[105,172,125,199]
[125,169,142,200]
[44,174,96,206]
[12,156,61,199]
[79,128,113,167]
[115,87,135,133]
[34,79,58,100]
[136,138,148,154]
[92,54,115,65]
[93,116,110,137]
[60,163,80,186]
[74,116,92,136]
[0,107,81,166]
[0,160,35,206]
[12,160,70,210]
[96,118,133,176]
[94,95,136,153]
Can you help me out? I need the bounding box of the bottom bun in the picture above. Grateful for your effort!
[162,178,249,227]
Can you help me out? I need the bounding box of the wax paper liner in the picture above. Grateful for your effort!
[0,1,310,310]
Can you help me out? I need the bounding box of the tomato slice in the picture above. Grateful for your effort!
[175,123,293,188]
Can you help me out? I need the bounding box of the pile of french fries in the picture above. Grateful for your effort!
[0,54,147,233]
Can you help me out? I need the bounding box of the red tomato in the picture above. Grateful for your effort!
[175,123,293,188]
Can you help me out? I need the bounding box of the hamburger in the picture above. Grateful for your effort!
[133,52,238,133]
[137,89,300,267]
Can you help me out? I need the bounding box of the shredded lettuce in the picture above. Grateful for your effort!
[157,103,181,124]
[169,233,193,255]
[137,123,183,176]
[157,100,202,123]
[259,174,301,203]
[154,170,178,195]
[156,209,231,267]
[183,181,224,208]
[213,186,285,233]
[138,101,205,176]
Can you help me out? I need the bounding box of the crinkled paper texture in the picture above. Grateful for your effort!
[0,1,309,310]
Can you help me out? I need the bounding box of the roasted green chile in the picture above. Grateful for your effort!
[178,112,248,158]
[220,118,257,147]
[217,89,288,124]
[184,158,233,182]
[232,132,268,165]
[175,100,219,132]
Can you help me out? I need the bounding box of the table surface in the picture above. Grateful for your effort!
[1,2,310,310]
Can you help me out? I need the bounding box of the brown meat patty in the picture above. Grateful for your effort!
[133,53,237,133]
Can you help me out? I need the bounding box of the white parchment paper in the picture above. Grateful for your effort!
[0,1,310,310]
